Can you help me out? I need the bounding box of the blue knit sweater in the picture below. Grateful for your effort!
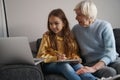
[72,19,119,66]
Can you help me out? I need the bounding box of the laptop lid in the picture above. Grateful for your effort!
[0,37,35,65]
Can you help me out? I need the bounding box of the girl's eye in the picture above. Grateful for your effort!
[55,22,59,25]
[49,22,60,26]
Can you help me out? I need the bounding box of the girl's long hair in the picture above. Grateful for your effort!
[47,8,76,57]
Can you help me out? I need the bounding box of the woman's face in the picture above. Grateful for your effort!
[49,15,64,35]
[75,9,91,27]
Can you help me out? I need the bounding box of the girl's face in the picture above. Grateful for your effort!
[75,9,91,27]
[49,15,64,35]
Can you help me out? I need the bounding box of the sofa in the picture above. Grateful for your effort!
[0,28,119,80]
[0,64,44,80]
[36,28,120,80]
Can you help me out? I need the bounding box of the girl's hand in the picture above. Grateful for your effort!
[57,54,67,60]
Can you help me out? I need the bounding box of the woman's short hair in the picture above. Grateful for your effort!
[74,0,97,20]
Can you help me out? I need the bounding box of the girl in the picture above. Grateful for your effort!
[37,8,97,80]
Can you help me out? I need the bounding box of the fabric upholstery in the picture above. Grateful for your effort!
[0,64,44,80]
[45,74,66,80]
[113,28,120,55]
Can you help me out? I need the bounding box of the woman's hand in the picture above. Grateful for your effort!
[76,66,96,75]
[76,61,105,74]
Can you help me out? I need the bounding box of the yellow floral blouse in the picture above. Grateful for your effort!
[36,32,81,63]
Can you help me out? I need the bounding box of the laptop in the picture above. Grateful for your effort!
[0,37,43,65]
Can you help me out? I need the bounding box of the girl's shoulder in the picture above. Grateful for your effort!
[42,31,50,39]
[43,31,50,36]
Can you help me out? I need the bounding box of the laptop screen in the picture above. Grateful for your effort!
[0,37,35,65]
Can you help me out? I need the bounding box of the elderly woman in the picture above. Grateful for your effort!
[72,0,120,79]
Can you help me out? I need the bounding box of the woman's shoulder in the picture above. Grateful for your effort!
[73,24,80,28]
[96,19,111,26]
[95,19,112,30]
[72,24,80,31]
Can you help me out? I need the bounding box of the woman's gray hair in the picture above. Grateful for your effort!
[74,0,97,20]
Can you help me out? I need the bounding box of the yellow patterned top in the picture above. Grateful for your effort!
[36,32,81,63]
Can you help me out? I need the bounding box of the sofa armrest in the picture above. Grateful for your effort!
[0,64,44,80]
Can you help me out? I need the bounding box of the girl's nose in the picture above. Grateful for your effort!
[52,24,56,28]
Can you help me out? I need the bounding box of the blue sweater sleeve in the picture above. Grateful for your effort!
[100,23,118,65]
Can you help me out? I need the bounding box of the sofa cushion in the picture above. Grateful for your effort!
[45,74,66,80]
[36,38,42,53]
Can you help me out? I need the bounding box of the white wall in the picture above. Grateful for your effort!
[94,0,120,27]
[4,0,120,42]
